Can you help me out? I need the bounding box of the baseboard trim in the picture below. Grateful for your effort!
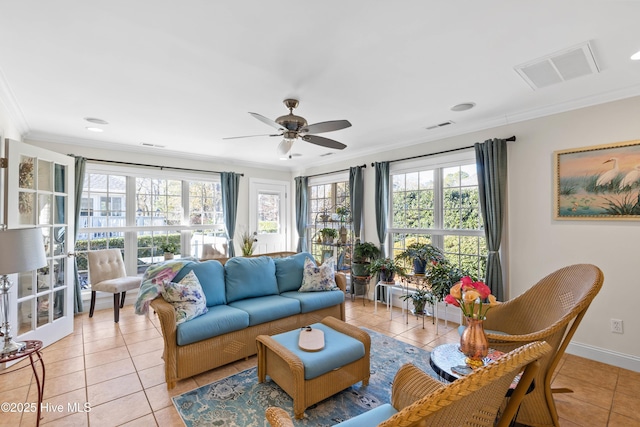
[566,341,640,372]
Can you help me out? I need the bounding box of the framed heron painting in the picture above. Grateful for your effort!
[554,139,640,220]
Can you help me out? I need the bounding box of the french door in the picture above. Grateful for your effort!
[4,139,75,347]
[249,179,289,254]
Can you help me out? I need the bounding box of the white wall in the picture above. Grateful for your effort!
[298,96,640,371]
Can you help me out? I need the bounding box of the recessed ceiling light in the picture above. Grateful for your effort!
[85,127,104,132]
[84,117,109,125]
[451,102,476,112]
[631,50,640,60]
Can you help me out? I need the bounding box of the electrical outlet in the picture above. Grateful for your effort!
[611,319,624,334]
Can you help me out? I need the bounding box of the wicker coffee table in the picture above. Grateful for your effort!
[256,316,371,419]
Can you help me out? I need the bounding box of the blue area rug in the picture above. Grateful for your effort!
[172,328,439,426]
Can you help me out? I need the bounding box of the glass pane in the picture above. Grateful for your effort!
[38,194,52,225]
[18,300,34,335]
[17,271,34,298]
[19,156,35,189]
[37,263,52,291]
[419,171,434,190]
[443,166,461,187]
[54,163,66,192]
[53,289,65,320]
[19,192,35,225]
[54,195,66,224]
[258,193,280,234]
[53,227,66,256]
[53,258,65,288]
[37,294,50,327]
[38,159,52,191]
[405,172,419,191]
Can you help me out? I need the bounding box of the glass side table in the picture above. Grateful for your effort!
[0,340,45,426]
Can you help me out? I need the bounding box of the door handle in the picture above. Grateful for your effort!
[67,252,76,257]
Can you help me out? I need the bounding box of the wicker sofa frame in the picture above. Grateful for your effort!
[151,268,346,390]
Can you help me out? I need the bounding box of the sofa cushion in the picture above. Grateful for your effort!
[274,252,315,293]
[228,295,300,326]
[271,322,365,380]
[173,260,226,307]
[161,271,208,325]
[280,290,344,313]
[225,256,279,303]
[176,304,250,346]
[299,257,339,292]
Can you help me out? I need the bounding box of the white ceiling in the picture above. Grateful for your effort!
[2,1,640,170]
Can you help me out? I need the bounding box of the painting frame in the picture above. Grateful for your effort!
[554,139,640,220]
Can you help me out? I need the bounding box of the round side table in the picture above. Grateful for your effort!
[0,340,45,426]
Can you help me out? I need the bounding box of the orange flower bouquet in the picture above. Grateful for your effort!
[444,276,499,320]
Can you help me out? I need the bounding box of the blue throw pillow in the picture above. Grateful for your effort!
[225,256,278,302]
[274,252,315,293]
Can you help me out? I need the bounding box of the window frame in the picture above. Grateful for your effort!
[387,149,487,279]
[77,163,224,292]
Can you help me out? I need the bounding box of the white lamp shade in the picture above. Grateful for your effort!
[277,139,294,156]
[0,228,47,275]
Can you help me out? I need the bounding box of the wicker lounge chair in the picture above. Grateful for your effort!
[482,263,604,427]
[265,341,551,427]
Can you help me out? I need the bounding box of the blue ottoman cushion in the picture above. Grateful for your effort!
[271,322,365,380]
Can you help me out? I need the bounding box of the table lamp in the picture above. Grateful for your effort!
[0,227,47,355]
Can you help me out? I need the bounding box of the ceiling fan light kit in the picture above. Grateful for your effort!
[226,99,351,156]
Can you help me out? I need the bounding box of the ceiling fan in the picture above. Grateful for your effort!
[224,99,351,157]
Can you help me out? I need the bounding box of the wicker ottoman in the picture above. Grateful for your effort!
[256,316,371,419]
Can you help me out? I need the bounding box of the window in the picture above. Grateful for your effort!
[77,166,224,290]
[389,152,487,279]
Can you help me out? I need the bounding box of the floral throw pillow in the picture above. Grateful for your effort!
[299,257,339,292]
[161,270,208,324]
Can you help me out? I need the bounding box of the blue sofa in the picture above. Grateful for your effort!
[150,252,346,389]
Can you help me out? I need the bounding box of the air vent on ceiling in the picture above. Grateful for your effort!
[140,142,166,148]
[515,41,599,90]
[426,120,454,130]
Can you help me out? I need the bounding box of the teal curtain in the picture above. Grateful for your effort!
[294,176,308,252]
[73,156,86,313]
[374,162,390,257]
[349,166,364,241]
[475,138,507,301]
[221,172,240,257]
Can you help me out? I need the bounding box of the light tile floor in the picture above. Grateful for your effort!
[1,297,639,426]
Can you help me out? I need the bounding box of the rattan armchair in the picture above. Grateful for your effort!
[482,264,604,427]
[266,341,551,427]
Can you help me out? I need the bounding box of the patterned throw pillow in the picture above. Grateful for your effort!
[161,270,208,324]
[299,257,339,292]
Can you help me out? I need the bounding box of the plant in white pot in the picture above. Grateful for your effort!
[368,257,405,284]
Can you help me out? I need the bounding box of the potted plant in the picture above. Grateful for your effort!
[368,257,405,283]
[159,240,178,260]
[335,206,350,244]
[427,261,468,302]
[397,242,446,275]
[400,285,436,315]
[240,230,258,256]
[351,241,380,276]
[319,227,338,244]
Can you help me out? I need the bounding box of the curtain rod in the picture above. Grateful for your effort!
[305,163,367,179]
[71,156,244,176]
[370,136,516,167]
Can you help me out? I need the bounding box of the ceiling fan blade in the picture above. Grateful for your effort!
[301,135,347,150]
[301,120,352,135]
[249,112,285,130]
[277,139,294,155]
[222,133,281,140]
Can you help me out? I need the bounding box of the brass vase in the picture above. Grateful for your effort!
[459,317,488,368]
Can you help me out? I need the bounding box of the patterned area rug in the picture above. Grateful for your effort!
[173,328,439,426]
